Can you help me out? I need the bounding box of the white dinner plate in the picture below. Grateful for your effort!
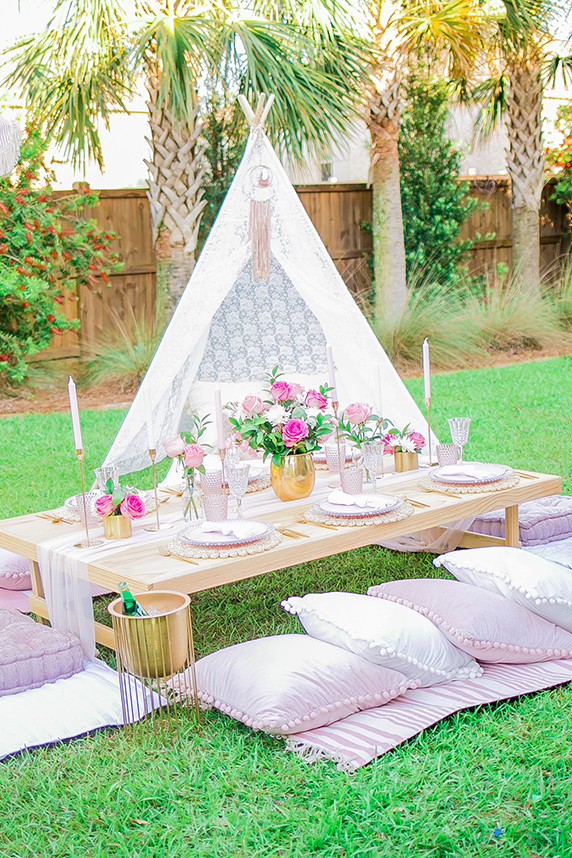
[177,519,274,546]
[315,495,403,518]
[431,462,513,485]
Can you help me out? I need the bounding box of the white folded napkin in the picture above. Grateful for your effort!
[201,521,262,539]
[439,464,499,480]
[327,490,391,510]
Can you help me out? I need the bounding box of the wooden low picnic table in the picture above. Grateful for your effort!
[0,467,561,651]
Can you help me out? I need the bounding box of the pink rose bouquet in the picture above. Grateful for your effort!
[383,426,425,454]
[228,366,335,465]
[161,414,210,520]
[95,487,146,520]
[338,402,390,449]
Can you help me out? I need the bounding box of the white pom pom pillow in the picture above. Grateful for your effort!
[0,549,31,591]
[435,547,572,633]
[193,634,414,734]
[367,578,572,663]
[282,592,482,686]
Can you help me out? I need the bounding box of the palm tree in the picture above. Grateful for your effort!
[474,0,571,289]
[359,0,485,322]
[3,0,370,309]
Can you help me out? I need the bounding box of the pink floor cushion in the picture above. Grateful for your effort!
[468,495,572,546]
[0,608,84,697]
[193,634,415,734]
[0,548,31,590]
[367,579,572,663]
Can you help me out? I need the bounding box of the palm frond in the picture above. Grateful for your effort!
[471,74,508,137]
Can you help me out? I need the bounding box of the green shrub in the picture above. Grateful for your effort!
[0,123,121,381]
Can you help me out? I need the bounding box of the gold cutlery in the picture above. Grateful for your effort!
[397,495,430,509]
[36,513,73,525]
[276,524,309,539]
[296,516,338,530]
[516,471,539,480]
[423,488,462,499]
[158,545,199,565]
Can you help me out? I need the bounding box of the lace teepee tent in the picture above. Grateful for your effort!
[103,96,426,474]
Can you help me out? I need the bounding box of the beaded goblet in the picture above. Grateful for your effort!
[226,463,250,520]
[361,441,384,490]
[447,418,471,462]
[324,439,346,487]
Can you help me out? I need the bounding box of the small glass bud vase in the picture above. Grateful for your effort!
[182,474,202,521]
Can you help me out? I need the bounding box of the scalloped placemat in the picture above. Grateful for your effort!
[168,529,283,559]
[418,473,520,495]
[303,502,414,528]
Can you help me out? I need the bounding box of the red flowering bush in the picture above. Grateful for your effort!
[546,104,572,221]
[0,123,122,381]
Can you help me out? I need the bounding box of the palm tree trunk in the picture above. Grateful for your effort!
[366,80,408,323]
[145,81,207,314]
[505,60,545,290]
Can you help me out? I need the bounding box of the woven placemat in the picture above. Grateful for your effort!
[418,473,520,495]
[168,530,282,559]
[303,502,414,528]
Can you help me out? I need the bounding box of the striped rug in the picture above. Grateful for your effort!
[285,659,572,772]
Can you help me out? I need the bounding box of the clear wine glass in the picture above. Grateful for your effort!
[361,441,384,491]
[447,418,471,462]
[226,462,250,520]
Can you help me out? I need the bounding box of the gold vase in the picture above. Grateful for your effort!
[394,452,419,473]
[103,514,132,539]
[270,453,315,502]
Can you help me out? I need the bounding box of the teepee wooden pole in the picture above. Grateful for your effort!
[238,94,256,123]
[238,93,274,127]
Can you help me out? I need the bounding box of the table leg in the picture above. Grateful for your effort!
[505,505,521,547]
[28,559,50,625]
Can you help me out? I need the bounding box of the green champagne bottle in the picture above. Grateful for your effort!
[118,581,147,617]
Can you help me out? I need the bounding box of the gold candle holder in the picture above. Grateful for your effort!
[331,401,345,487]
[218,447,227,493]
[144,449,173,532]
[75,449,104,549]
[425,397,435,466]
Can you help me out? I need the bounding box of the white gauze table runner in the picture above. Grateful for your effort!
[37,509,184,660]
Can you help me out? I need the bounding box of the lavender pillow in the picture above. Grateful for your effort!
[194,634,415,734]
[0,549,31,591]
[367,579,572,663]
[468,495,572,546]
[0,608,84,697]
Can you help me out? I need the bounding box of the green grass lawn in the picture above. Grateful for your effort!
[1,356,572,858]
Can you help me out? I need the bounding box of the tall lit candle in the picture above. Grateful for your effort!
[214,388,225,449]
[422,338,431,401]
[67,375,83,451]
[326,345,338,402]
[144,387,155,450]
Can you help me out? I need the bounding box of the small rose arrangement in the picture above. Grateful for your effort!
[338,402,391,449]
[95,482,146,521]
[162,414,209,519]
[228,367,335,466]
[383,425,426,454]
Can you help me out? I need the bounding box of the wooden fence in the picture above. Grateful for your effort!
[36,178,570,359]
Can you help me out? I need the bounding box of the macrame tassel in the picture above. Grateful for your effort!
[0,116,22,178]
[249,198,271,281]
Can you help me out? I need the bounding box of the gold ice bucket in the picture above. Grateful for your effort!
[270,452,315,502]
[108,590,191,680]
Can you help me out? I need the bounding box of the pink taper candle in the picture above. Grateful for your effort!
[214,388,225,449]
[326,345,338,402]
[67,375,83,451]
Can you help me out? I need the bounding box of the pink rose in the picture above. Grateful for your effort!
[163,434,186,457]
[242,394,263,415]
[382,432,396,454]
[95,494,115,517]
[119,493,146,520]
[289,382,304,398]
[270,381,292,402]
[410,432,425,452]
[344,402,373,425]
[305,389,327,409]
[282,418,309,448]
[182,443,205,469]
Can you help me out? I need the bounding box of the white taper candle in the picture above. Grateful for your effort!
[214,388,225,449]
[376,363,383,419]
[144,387,155,450]
[422,338,431,401]
[67,375,83,451]
[326,345,338,402]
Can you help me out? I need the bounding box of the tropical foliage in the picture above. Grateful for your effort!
[0,124,120,382]
[398,72,482,285]
[546,102,572,217]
